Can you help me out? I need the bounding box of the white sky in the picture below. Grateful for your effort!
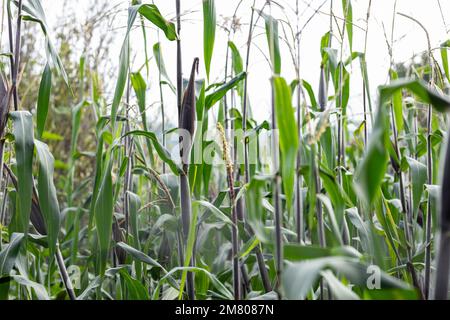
[4,0,450,128]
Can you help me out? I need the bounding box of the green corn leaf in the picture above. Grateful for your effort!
[273,76,299,209]
[34,140,60,256]
[406,157,427,216]
[205,72,246,110]
[94,155,114,276]
[127,191,141,251]
[12,275,49,300]
[70,101,89,158]
[203,0,216,80]
[119,269,149,300]
[282,256,411,300]
[137,4,177,41]
[0,233,25,276]
[110,3,176,131]
[130,72,147,130]
[321,270,360,300]
[440,40,450,82]
[378,79,450,112]
[123,130,181,174]
[116,242,162,268]
[342,0,353,52]
[354,103,389,206]
[228,41,243,75]
[257,10,281,74]
[390,69,404,132]
[10,111,34,234]
[36,63,51,138]
[334,62,350,110]
[320,31,331,61]
[153,42,174,89]
[301,79,318,109]
[19,0,70,90]
[355,79,450,206]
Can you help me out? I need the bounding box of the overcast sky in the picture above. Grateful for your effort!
[4,0,450,128]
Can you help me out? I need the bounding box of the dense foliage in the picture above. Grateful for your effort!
[1,0,450,300]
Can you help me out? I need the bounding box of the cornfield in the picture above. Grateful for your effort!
[1,0,450,302]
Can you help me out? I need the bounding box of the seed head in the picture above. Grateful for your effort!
[217,122,233,171]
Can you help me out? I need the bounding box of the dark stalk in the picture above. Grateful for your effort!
[179,58,199,300]
[176,0,182,122]
[434,126,450,299]
[56,245,77,300]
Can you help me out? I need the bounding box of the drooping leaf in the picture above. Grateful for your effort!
[19,0,70,89]
[353,103,389,206]
[10,111,34,234]
[130,72,147,130]
[282,256,410,300]
[205,72,246,110]
[34,140,60,256]
[11,275,49,300]
[228,41,243,75]
[440,40,450,82]
[257,10,281,74]
[123,130,181,174]
[110,3,177,130]
[0,233,25,276]
[153,42,173,88]
[301,79,318,109]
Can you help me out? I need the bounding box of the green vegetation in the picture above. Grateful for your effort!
[0,0,450,300]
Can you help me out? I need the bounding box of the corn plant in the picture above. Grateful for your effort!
[2,0,450,301]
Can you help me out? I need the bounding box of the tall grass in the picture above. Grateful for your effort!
[1,0,450,301]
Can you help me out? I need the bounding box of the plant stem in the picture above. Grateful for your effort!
[337,0,349,175]
[217,123,241,299]
[55,245,77,300]
[294,0,304,244]
[176,0,182,123]
[397,11,434,299]
[270,79,283,294]
[242,1,256,183]
[11,0,22,111]
[362,0,372,146]
[239,0,272,293]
